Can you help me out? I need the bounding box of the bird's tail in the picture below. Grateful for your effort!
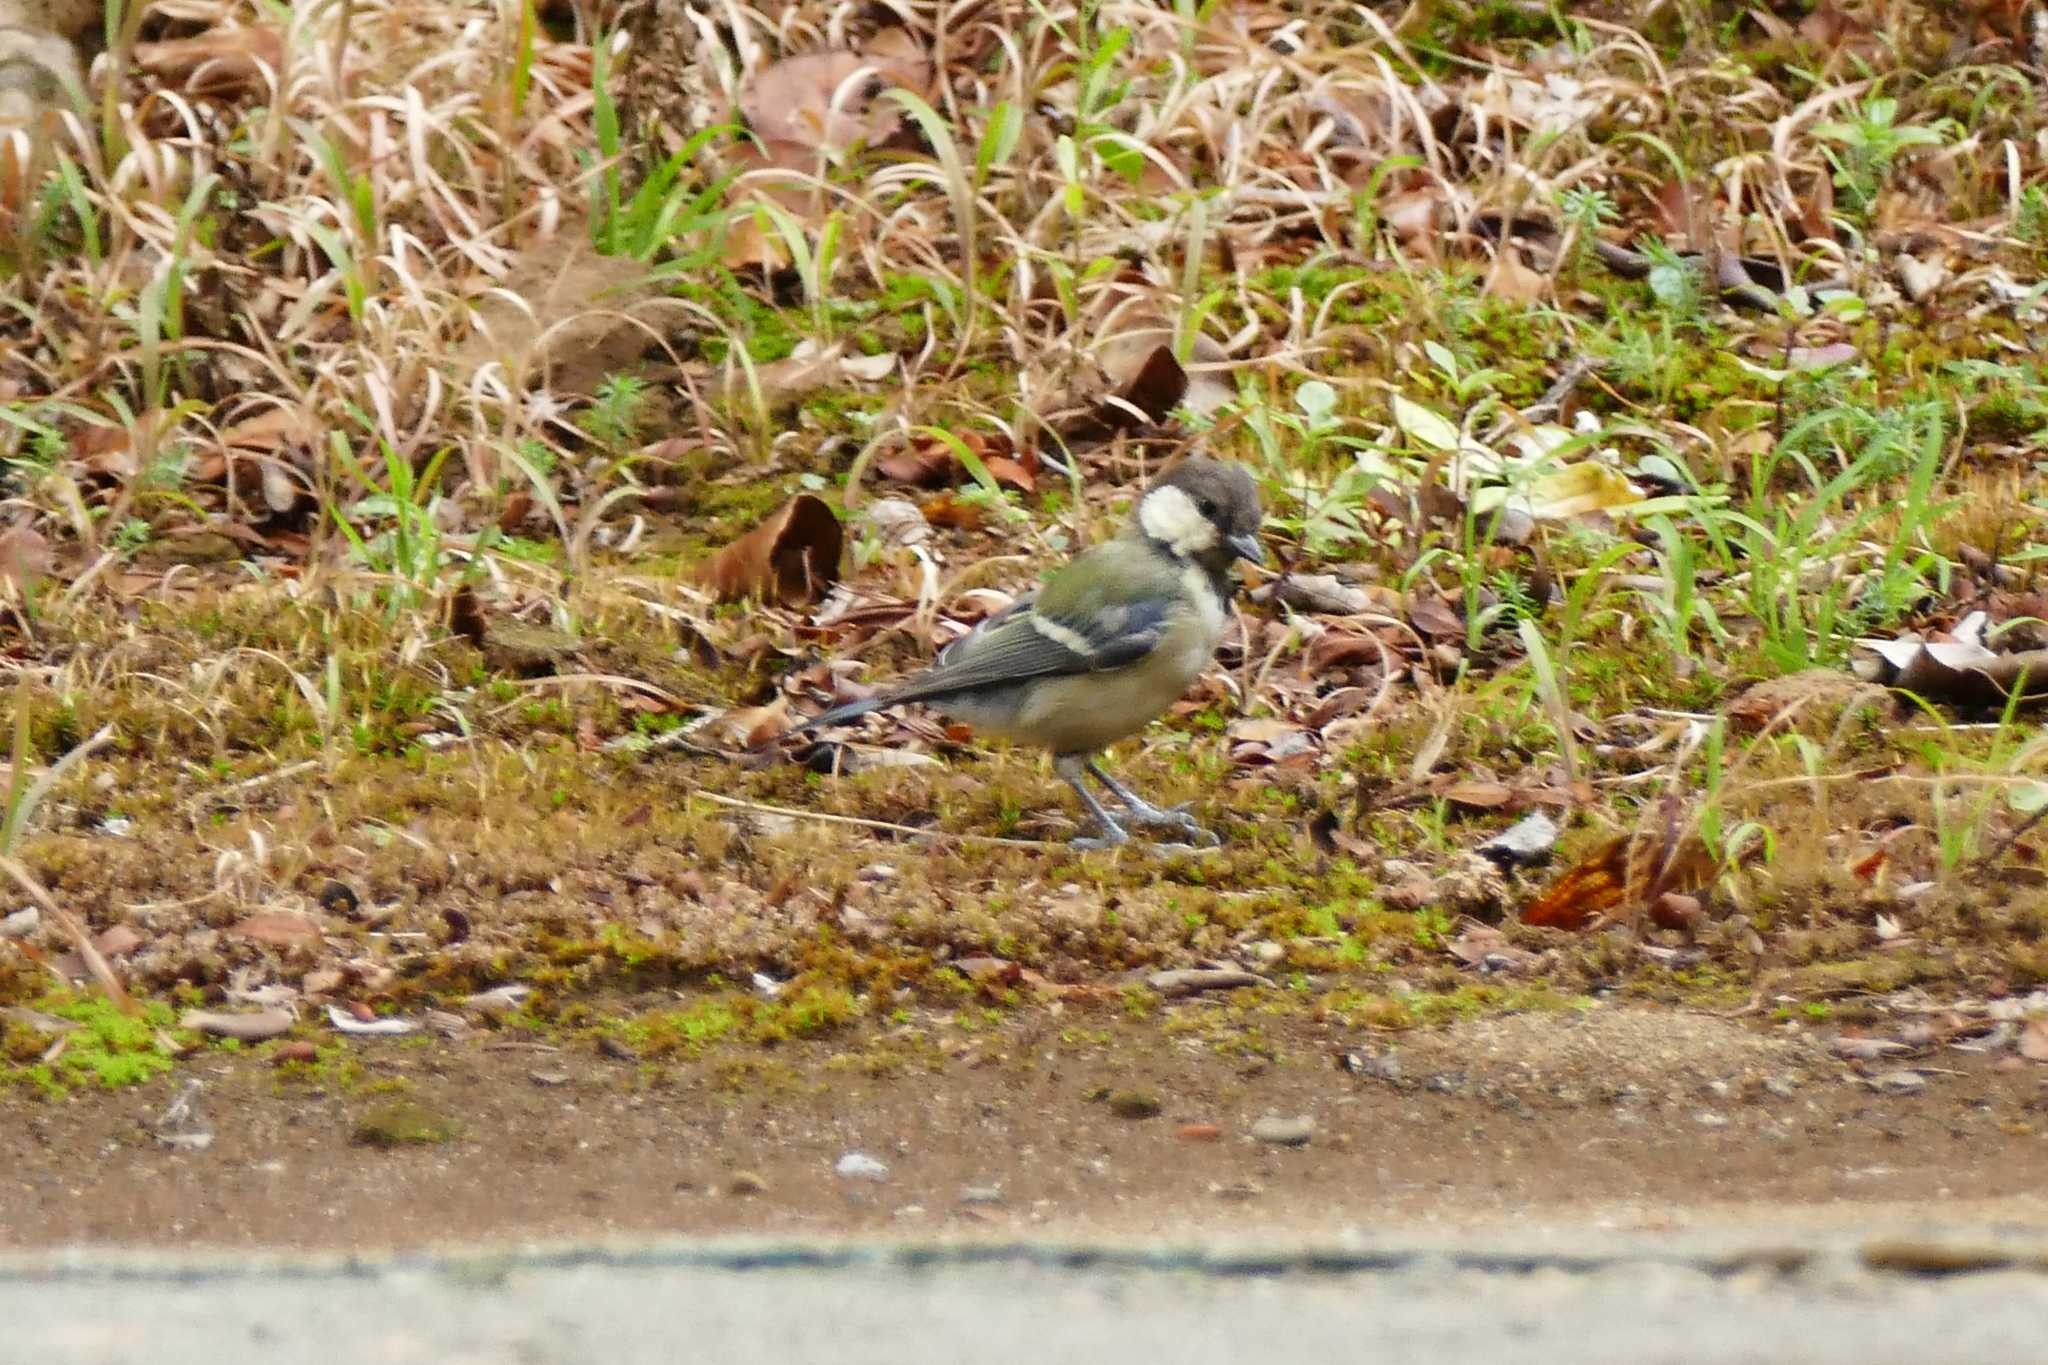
[798,695,892,733]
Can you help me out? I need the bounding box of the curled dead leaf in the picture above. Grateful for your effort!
[699,494,844,606]
[1856,612,2048,707]
[1103,345,1187,425]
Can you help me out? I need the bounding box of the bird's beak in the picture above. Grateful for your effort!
[1226,531,1267,566]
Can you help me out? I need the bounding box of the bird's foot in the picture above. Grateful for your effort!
[1070,824,1130,852]
[1118,798,1220,848]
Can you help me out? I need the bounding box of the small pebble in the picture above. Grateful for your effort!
[835,1151,891,1182]
[598,1036,640,1063]
[1176,1123,1223,1143]
[959,1186,1005,1206]
[1870,1069,1927,1096]
[270,1040,318,1066]
[728,1171,768,1196]
[0,907,38,939]
[529,1070,572,1088]
[1250,1114,1315,1147]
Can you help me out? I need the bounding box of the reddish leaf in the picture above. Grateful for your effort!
[920,493,987,530]
[1523,826,1717,931]
[1521,839,1629,930]
[983,455,1038,494]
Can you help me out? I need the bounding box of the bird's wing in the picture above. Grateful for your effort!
[876,545,1170,705]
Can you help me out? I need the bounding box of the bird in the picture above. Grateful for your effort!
[800,457,1265,849]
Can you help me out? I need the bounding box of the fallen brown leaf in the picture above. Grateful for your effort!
[1442,780,1514,810]
[0,525,53,594]
[699,494,844,606]
[739,30,930,155]
[134,26,284,97]
[227,911,325,949]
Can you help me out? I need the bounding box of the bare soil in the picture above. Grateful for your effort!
[10,1008,2048,1250]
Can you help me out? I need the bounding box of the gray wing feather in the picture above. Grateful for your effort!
[876,595,1167,707]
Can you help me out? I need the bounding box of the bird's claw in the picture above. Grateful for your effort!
[1120,800,1219,846]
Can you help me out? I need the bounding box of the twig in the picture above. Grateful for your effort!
[503,673,688,708]
[1979,803,2048,869]
[687,789,1053,849]
[182,758,322,812]
[0,855,137,1015]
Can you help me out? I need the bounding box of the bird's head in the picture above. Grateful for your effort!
[1135,457,1267,574]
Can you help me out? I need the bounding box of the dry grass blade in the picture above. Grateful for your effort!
[0,855,137,1015]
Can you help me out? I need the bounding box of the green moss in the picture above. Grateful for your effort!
[1789,954,1947,997]
[352,1098,460,1147]
[1402,983,1591,1026]
[1,993,184,1097]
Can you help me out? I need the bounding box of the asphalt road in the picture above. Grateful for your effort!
[8,1230,2048,1364]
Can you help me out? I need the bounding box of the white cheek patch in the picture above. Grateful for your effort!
[1139,484,1218,558]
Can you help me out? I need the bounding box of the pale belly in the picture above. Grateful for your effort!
[937,613,1219,755]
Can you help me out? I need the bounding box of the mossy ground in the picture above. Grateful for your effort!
[6,1,2048,1094]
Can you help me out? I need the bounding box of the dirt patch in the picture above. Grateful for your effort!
[7,1007,2046,1250]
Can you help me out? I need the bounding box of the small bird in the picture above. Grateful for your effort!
[802,457,1265,849]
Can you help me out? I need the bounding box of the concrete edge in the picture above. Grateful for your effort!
[5,1227,2048,1283]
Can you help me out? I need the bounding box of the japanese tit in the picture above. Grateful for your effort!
[803,457,1265,849]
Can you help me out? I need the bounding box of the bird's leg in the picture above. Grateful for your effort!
[1056,753,1129,850]
[1086,760,1219,847]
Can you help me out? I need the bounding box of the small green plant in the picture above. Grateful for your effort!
[327,432,465,618]
[1812,96,1955,219]
[1556,185,1619,268]
[580,372,650,453]
[1640,239,1706,324]
[1233,378,1392,554]
[2017,185,2048,248]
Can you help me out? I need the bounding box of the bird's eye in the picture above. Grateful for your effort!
[1197,497,1217,518]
